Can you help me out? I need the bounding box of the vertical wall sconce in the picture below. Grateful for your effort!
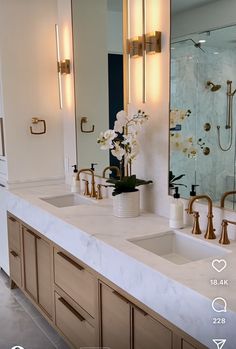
[55,24,71,109]
[145,31,161,54]
[125,1,161,104]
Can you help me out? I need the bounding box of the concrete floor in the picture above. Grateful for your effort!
[0,269,69,349]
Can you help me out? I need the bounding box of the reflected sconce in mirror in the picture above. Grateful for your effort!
[126,0,162,104]
[145,31,161,55]
[30,117,47,135]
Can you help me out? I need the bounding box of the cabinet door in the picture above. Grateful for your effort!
[9,250,22,287]
[182,341,196,349]
[100,283,130,349]
[133,306,172,349]
[37,238,52,318]
[23,227,37,301]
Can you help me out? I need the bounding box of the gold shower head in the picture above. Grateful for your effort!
[207,81,221,92]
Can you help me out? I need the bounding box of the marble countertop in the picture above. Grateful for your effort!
[6,184,236,349]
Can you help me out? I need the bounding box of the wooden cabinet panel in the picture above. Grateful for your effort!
[9,250,22,287]
[182,340,196,349]
[8,215,21,253]
[23,227,37,301]
[101,284,130,349]
[54,249,96,317]
[55,292,95,349]
[133,307,172,349]
[37,238,52,318]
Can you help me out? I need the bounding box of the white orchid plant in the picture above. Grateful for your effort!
[98,109,149,167]
[97,110,152,196]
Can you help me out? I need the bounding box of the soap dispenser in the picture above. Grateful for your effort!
[190,184,199,197]
[169,187,184,229]
[71,165,80,193]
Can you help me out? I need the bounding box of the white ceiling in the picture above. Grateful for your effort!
[172,0,220,14]
[108,0,123,12]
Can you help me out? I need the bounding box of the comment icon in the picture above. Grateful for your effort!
[212,297,227,313]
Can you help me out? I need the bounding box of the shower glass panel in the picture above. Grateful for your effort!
[170,24,236,210]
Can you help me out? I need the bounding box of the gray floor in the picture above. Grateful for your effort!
[0,269,69,349]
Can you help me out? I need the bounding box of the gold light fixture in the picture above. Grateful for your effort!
[57,59,71,75]
[127,36,143,58]
[145,31,161,54]
[55,24,71,109]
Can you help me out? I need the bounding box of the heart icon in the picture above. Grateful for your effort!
[212,259,227,273]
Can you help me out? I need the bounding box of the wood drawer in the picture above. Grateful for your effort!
[8,215,21,253]
[55,292,95,349]
[9,249,22,287]
[54,249,96,318]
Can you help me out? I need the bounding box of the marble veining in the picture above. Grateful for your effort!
[5,184,236,349]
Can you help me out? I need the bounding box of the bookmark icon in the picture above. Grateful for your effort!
[213,339,226,349]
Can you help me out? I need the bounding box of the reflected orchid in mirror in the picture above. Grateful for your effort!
[97,110,149,168]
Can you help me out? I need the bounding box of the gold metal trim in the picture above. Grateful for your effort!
[145,31,161,54]
[30,117,46,135]
[58,59,71,75]
[220,190,236,208]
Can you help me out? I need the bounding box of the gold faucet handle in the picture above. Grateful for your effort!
[219,219,233,245]
[82,179,90,196]
[96,184,108,200]
[192,211,202,235]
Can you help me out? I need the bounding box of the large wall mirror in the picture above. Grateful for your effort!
[170,0,236,210]
[71,0,125,176]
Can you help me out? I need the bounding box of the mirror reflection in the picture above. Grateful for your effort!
[170,0,236,210]
[72,0,124,176]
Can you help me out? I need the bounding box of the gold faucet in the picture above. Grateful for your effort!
[102,166,121,179]
[187,195,216,239]
[219,219,232,245]
[220,190,236,208]
[77,169,97,198]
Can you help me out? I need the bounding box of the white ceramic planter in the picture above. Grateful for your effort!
[113,190,140,218]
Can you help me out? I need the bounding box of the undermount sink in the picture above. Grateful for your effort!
[129,230,230,265]
[40,193,97,208]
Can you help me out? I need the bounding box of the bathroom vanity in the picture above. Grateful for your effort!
[5,184,236,349]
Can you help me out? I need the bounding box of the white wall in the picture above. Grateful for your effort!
[172,0,236,39]
[108,10,123,54]
[0,0,64,185]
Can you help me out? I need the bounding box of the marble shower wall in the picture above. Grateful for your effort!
[170,43,236,204]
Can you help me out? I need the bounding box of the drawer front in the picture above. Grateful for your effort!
[54,249,96,317]
[8,215,21,253]
[55,292,95,349]
[9,250,22,287]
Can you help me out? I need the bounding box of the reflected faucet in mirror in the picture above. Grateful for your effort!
[102,166,121,179]
[220,190,236,208]
[187,195,216,240]
[77,168,97,198]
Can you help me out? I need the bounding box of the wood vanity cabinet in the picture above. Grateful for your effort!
[100,282,172,349]
[133,306,172,349]
[22,226,52,318]
[7,213,207,349]
[7,214,22,288]
[100,283,131,349]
